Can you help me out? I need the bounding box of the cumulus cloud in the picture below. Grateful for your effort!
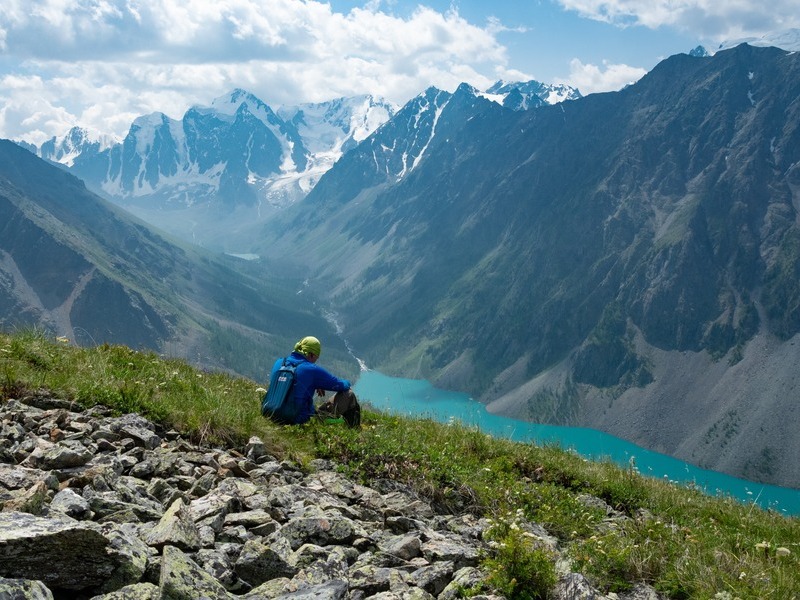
[558,58,647,94]
[0,0,513,142]
[5,0,795,144]
[556,0,800,41]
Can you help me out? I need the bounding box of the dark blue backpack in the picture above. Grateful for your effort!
[261,357,298,424]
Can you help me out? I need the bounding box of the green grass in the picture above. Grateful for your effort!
[1,329,798,599]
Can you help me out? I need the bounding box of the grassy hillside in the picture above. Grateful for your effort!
[0,140,360,385]
[1,330,798,599]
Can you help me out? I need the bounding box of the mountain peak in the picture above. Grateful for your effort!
[131,112,171,128]
[208,88,274,118]
[455,82,481,96]
[482,79,581,108]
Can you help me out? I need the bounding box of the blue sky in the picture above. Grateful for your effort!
[333,0,701,83]
[0,0,797,145]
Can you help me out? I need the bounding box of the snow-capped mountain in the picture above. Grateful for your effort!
[364,85,456,182]
[344,79,578,185]
[28,90,398,248]
[37,127,117,167]
[483,79,581,110]
[277,95,395,175]
[36,89,398,213]
[717,28,800,53]
[28,79,578,249]
[34,80,576,214]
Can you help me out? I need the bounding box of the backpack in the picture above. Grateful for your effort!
[343,402,361,429]
[318,390,361,429]
[261,357,298,424]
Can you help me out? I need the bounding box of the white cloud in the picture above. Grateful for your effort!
[558,58,647,95]
[0,0,514,143]
[556,0,800,41]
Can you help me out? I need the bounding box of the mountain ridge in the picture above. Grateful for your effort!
[22,80,578,251]
[0,140,356,381]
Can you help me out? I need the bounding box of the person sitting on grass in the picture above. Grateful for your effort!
[268,336,361,427]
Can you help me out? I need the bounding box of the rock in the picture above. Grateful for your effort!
[196,547,250,592]
[244,435,268,461]
[619,582,669,600]
[409,560,456,596]
[275,579,349,599]
[235,538,298,586]
[440,566,486,600]
[348,563,399,596]
[50,487,92,519]
[1,480,50,514]
[160,544,232,599]
[243,576,293,598]
[383,490,435,519]
[100,524,154,592]
[0,463,59,492]
[189,490,237,523]
[38,439,95,469]
[104,414,162,450]
[553,572,606,599]
[0,576,54,599]
[89,581,161,599]
[421,532,480,568]
[278,514,359,550]
[144,498,201,551]
[0,511,116,590]
[379,532,422,560]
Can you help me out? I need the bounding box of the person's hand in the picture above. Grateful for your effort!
[316,389,325,397]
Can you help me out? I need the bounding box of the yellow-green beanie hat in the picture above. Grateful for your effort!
[294,336,322,357]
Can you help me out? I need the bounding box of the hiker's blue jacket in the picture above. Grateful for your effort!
[269,351,351,424]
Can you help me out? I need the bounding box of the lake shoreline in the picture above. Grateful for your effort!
[354,370,800,516]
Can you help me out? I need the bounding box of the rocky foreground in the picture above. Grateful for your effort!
[0,392,666,599]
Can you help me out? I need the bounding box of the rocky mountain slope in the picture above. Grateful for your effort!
[257,44,800,489]
[0,391,668,600]
[0,140,355,381]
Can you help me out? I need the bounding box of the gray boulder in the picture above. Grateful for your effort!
[160,544,232,600]
[0,576,54,600]
[0,511,117,590]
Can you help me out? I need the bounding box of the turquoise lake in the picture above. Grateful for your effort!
[353,370,800,516]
